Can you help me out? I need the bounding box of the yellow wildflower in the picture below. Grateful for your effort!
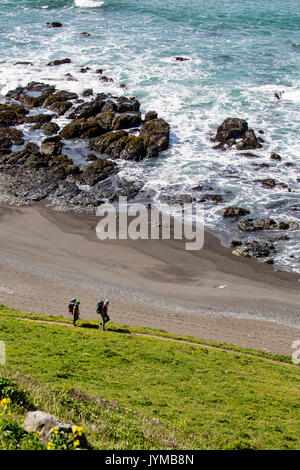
[73,440,80,448]
[50,427,59,435]
[72,426,83,436]
[0,397,11,408]
[47,442,54,450]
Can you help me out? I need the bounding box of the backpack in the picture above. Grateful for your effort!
[96,301,104,314]
[68,298,76,313]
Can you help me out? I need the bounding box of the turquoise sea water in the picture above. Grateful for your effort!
[0,0,300,270]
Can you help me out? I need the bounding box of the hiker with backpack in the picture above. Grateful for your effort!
[68,298,80,326]
[96,300,110,331]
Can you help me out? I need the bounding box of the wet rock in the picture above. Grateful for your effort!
[144,111,158,122]
[80,32,91,37]
[47,22,62,28]
[232,241,275,259]
[40,136,63,156]
[47,101,73,116]
[75,158,118,186]
[256,178,288,190]
[79,67,90,73]
[25,113,55,125]
[89,130,128,155]
[199,194,223,203]
[100,76,114,83]
[14,61,33,66]
[101,100,117,113]
[112,112,142,130]
[0,128,24,146]
[231,240,243,248]
[221,206,250,217]
[215,118,248,143]
[43,90,78,107]
[139,118,170,152]
[238,152,261,158]
[43,122,60,135]
[47,58,71,66]
[0,103,29,127]
[235,130,263,150]
[119,136,146,161]
[238,217,290,232]
[215,118,262,151]
[270,152,282,161]
[82,89,93,97]
[175,57,190,61]
[95,69,103,74]
[252,163,270,169]
[116,96,140,113]
[60,117,106,139]
[68,94,108,120]
[7,82,56,109]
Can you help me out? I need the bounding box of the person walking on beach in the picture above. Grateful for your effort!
[97,300,110,331]
[72,300,80,327]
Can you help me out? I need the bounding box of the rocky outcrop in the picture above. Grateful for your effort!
[43,122,60,135]
[22,411,87,448]
[221,206,250,217]
[139,118,170,152]
[75,158,117,186]
[238,217,291,232]
[232,241,275,260]
[214,118,262,151]
[0,103,29,127]
[7,82,56,109]
[47,58,71,66]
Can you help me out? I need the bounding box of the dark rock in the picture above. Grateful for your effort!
[47,58,71,66]
[119,136,146,161]
[7,82,56,109]
[89,130,128,155]
[139,118,170,152]
[43,90,78,108]
[60,117,105,139]
[100,76,114,83]
[238,152,261,158]
[235,130,263,150]
[68,95,108,120]
[215,118,248,143]
[14,61,33,66]
[221,206,250,217]
[40,136,63,156]
[43,122,60,135]
[144,111,158,122]
[80,32,91,37]
[25,113,55,125]
[238,217,290,232]
[79,67,90,73]
[47,22,62,28]
[199,194,223,203]
[75,158,118,186]
[270,152,282,161]
[112,112,142,130]
[232,241,275,259]
[101,100,117,113]
[47,101,73,116]
[116,96,140,113]
[0,128,24,147]
[82,89,93,97]
[231,240,243,248]
[256,178,288,190]
[95,69,103,74]
[175,57,190,61]
[0,103,29,127]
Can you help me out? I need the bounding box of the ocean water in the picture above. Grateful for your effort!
[0,0,300,271]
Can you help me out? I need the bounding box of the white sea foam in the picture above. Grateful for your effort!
[75,0,104,7]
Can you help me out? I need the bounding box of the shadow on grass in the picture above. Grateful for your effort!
[79,323,99,330]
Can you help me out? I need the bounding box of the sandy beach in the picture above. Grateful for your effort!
[0,203,299,356]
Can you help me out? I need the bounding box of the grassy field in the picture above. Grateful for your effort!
[0,305,299,450]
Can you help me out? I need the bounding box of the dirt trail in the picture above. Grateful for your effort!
[15,317,296,367]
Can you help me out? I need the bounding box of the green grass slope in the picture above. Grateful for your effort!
[0,306,299,450]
